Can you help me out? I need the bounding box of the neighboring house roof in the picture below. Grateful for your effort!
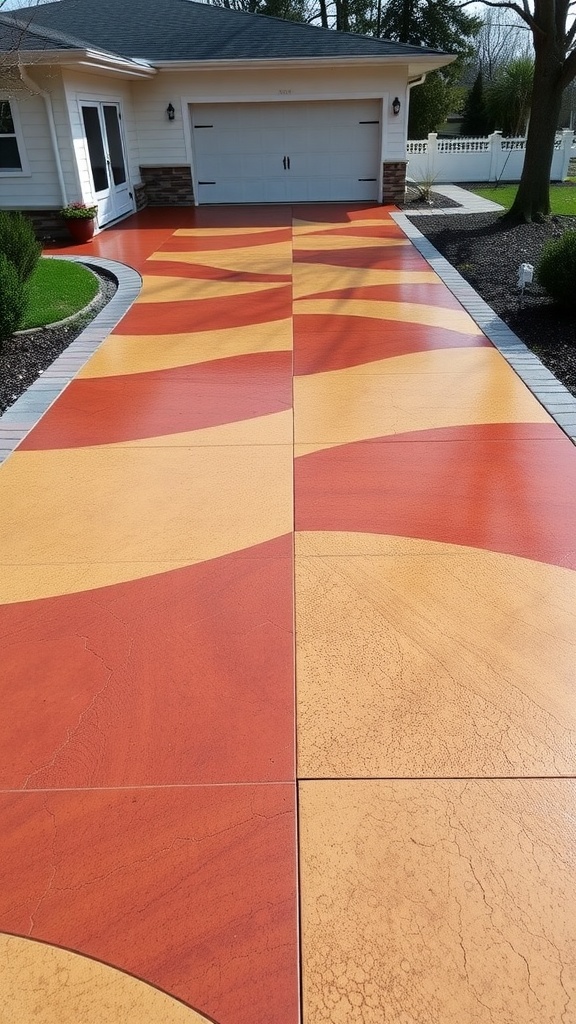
[1,0,448,64]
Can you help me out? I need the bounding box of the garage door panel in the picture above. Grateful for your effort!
[192,100,381,204]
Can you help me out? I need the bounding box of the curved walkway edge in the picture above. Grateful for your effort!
[393,211,576,445]
[0,257,142,464]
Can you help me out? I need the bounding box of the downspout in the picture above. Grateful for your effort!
[406,73,426,107]
[405,73,426,182]
[18,64,68,205]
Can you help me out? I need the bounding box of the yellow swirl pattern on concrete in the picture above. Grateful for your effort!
[0,934,212,1024]
[137,275,283,303]
[295,296,483,332]
[149,242,292,274]
[296,531,576,778]
[0,442,292,603]
[80,320,292,378]
[300,779,576,1024]
[293,234,410,250]
[293,217,406,233]
[175,226,287,236]
[293,262,439,297]
[294,347,551,449]
[112,410,294,447]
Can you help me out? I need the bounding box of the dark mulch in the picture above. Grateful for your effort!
[0,267,117,415]
[410,211,576,398]
[399,187,461,211]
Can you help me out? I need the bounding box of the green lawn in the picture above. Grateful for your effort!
[20,257,99,330]
[469,182,576,215]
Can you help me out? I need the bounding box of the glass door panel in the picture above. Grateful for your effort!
[82,106,108,193]
[103,104,127,186]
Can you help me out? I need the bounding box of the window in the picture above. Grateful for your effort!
[0,100,23,171]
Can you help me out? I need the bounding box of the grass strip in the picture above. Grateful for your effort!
[469,183,576,215]
[20,258,99,330]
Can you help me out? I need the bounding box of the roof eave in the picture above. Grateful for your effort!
[151,53,453,72]
[408,53,455,76]
[151,52,448,70]
[5,47,156,77]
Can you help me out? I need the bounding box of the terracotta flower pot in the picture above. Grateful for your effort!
[66,217,95,244]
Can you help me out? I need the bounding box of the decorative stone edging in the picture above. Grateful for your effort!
[0,256,142,464]
[392,211,576,446]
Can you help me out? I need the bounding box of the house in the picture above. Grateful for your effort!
[0,0,453,232]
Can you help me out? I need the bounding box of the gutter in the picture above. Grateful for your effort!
[151,55,454,72]
[18,64,68,206]
[407,72,426,92]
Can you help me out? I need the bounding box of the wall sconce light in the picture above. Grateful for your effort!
[392,97,401,116]
[166,103,175,121]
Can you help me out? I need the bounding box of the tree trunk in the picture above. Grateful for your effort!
[506,41,565,222]
[318,0,328,28]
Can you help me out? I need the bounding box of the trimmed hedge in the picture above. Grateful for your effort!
[0,210,41,283]
[0,253,27,342]
[536,230,576,307]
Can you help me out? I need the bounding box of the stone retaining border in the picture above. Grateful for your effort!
[0,257,142,464]
[393,210,576,446]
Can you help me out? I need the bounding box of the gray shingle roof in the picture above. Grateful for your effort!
[2,0,446,63]
[0,17,81,53]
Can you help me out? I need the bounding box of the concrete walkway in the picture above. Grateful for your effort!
[1,205,575,1024]
[413,181,505,214]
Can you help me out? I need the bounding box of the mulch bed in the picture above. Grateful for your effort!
[0,268,117,415]
[409,211,576,398]
[399,188,461,211]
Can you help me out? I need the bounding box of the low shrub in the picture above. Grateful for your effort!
[0,210,41,283]
[536,230,576,306]
[0,253,27,343]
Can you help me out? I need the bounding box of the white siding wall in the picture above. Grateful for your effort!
[133,64,410,170]
[61,71,140,203]
[1,62,411,210]
[0,81,61,208]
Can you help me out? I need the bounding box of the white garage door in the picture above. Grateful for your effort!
[191,100,381,204]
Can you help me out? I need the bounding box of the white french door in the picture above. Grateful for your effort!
[81,102,133,226]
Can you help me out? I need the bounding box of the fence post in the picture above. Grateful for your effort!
[560,129,573,180]
[488,131,502,181]
[421,132,438,180]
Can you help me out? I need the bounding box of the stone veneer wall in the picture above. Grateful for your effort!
[139,166,194,206]
[134,182,148,211]
[382,160,407,204]
[16,210,67,241]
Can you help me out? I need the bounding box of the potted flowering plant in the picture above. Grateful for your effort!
[60,201,98,243]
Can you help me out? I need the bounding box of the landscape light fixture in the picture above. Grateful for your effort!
[392,97,401,116]
[517,262,534,293]
[167,103,175,121]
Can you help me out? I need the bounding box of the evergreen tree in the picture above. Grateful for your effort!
[379,0,480,63]
[408,71,456,137]
[461,68,490,136]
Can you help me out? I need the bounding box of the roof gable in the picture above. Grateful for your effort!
[2,0,447,63]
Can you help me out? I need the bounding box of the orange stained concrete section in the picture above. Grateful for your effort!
[1,205,576,1024]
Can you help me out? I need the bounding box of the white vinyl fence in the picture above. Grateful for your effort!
[406,130,574,184]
